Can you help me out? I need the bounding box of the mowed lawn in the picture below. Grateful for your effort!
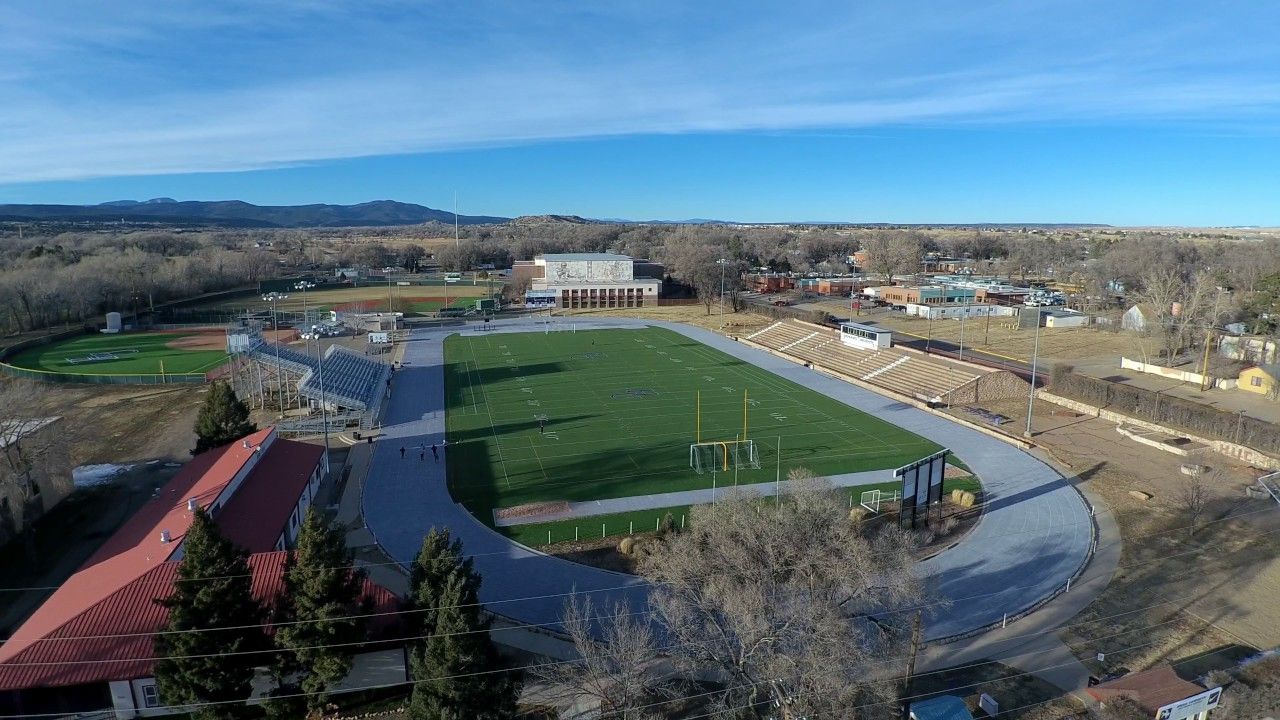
[8,332,228,375]
[444,327,941,523]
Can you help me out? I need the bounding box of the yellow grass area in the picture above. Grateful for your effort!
[555,304,778,335]
[974,396,1280,670]
[807,301,1136,366]
[200,282,495,313]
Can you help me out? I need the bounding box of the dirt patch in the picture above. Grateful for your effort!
[166,333,226,351]
[971,396,1280,669]
[494,501,572,522]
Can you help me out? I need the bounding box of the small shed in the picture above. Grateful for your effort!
[909,695,973,720]
[1086,665,1220,720]
[1238,364,1280,397]
[1044,309,1089,328]
[1121,303,1156,332]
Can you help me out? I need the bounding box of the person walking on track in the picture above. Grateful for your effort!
[399,446,405,459]
[431,444,439,462]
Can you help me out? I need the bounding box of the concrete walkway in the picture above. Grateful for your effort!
[492,469,887,527]
[361,315,1101,644]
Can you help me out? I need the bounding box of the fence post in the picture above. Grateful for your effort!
[1002,613,1007,628]
[548,530,552,545]
[601,522,606,538]
[629,521,634,535]
[681,514,686,529]
[575,526,579,541]
[656,517,660,531]
[1066,577,1071,592]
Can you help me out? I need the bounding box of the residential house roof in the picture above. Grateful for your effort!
[1085,665,1207,711]
[1245,363,1280,381]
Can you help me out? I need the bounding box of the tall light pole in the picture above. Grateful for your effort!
[294,280,315,329]
[717,258,728,327]
[958,301,967,362]
[382,267,398,314]
[1024,307,1045,438]
[262,292,288,413]
[304,331,332,477]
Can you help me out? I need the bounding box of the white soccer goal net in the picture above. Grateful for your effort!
[689,440,761,475]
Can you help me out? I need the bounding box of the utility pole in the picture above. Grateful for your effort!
[454,192,460,249]
[901,611,923,720]
[1024,307,1044,438]
[718,258,727,327]
[262,292,289,414]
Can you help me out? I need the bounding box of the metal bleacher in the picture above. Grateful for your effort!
[745,320,982,403]
[298,346,390,418]
[249,340,389,428]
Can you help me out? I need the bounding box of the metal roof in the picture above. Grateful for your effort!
[910,695,973,720]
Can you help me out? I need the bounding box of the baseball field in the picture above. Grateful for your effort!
[6,332,229,376]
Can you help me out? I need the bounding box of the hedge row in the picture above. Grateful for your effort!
[1050,364,1280,455]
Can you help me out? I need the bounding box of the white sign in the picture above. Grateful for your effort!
[368,332,390,344]
[1154,686,1221,720]
[979,694,999,717]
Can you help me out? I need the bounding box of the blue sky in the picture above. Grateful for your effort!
[2,1,1279,225]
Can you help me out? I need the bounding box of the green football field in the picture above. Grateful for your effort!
[444,327,941,524]
[7,332,229,376]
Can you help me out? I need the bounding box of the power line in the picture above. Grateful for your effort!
[4,495,1276,647]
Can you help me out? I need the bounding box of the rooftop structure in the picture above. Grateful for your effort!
[0,428,395,715]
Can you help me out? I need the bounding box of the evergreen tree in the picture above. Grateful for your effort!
[192,383,256,455]
[272,508,367,711]
[154,509,267,720]
[408,571,518,720]
[407,529,477,638]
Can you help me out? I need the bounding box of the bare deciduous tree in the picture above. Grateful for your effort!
[1174,470,1210,537]
[861,231,922,285]
[636,477,923,719]
[535,594,673,719]
[0,381,73,557]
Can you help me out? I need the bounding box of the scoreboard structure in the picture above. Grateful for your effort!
[895,449,949,529]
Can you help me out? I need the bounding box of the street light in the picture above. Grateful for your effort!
[1024,306,1047,438]
[262,292,288,413]
[294,281,315,330]
[301,331,332,477]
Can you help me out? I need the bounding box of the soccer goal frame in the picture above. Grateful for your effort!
[690,439,761,474]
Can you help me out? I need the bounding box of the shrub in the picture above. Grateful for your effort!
[618,536,636,556]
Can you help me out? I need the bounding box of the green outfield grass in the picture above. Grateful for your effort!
[7,332,229,376]
[444,327,943,530]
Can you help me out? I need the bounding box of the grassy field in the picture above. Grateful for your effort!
[7,332,228,376]
[444,327,941,528]
[200,282,496,314]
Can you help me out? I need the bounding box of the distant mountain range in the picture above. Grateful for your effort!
[0,199,509,228]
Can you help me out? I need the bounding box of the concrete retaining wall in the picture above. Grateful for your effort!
[1039,390,1280,470]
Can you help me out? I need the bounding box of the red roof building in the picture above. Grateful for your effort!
[0,428,401,718]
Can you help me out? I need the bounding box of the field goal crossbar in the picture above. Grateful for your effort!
[690,439,760,474]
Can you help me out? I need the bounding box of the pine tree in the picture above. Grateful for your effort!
[154,509,267,720]
[272,508,367,711]
[407,529,477,638]
[192,383,256,455]
[408,570,518,720]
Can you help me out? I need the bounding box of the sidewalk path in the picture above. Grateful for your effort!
[492,469,888,527]
[361,316,1101,643]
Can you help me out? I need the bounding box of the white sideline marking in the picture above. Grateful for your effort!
[862,354,910,381]
[779,331,819,351]
[747,321,782,340]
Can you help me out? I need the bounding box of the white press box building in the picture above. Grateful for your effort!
[515,253,662,310]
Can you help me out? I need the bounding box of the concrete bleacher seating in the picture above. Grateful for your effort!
[742,320,982,402]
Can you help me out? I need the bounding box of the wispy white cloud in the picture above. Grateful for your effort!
[1,0,1279,183]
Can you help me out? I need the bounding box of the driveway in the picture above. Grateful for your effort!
[362,316,1096,642]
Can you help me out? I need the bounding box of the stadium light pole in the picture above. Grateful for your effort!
[294,280,315,329]
[717,258,728,327]
[1024,307,1046,439]
[305,332,332,477]
[382,267,398,314]
[262,292,288,413]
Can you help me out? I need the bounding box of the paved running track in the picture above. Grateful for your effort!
[362,316,1094,642]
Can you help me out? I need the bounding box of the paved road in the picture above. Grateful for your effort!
[362,316,1095,641]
